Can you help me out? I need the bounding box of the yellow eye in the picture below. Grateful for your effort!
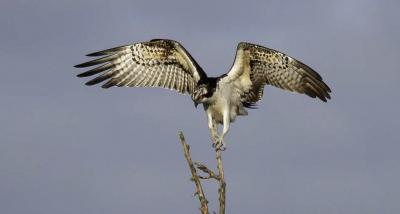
[199,95,203,99]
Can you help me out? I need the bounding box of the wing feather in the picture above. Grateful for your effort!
[226,42,331,103]
[74,39,207,95]
[74,54,119,68]
[85,68,118,86]
[76,63,114,77]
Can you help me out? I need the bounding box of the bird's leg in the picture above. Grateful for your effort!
[213,111,229,151]
[208,112,219,142]
[212,120,219,143]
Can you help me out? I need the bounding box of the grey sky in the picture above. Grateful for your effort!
[1,0,399,213]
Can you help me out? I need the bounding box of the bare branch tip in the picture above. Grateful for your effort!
[191,191,199,197]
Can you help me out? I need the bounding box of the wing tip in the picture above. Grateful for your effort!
[319,93,332,103]
[74,63,86,68]
[326,85,332,93]
[86,52,102,57]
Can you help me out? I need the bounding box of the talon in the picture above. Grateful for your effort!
[215,145,226,151]
[219,142,227,151]
[212,137,226,151]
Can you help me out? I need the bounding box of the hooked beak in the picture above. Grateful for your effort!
[194,102,199,108]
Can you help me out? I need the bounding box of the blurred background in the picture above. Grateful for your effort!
[1,0,399,213]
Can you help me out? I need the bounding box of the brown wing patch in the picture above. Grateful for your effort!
[233,43,331,103]
[172,50,190,72]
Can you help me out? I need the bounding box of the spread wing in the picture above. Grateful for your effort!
[225,42,331,103]
[74,39,207,95]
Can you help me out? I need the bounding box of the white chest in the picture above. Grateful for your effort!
[203,83,242,124]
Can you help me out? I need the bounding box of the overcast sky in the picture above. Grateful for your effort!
[1,0,400,213]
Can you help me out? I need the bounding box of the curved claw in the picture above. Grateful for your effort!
[212,137,227,151]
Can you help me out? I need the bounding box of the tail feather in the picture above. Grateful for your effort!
[242,102,257,109]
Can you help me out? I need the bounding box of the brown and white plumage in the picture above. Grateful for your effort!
[227,42,331,103]
[74,39,207,95]
[75,39,331,150]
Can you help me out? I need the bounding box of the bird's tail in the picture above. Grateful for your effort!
[242,102,258,109]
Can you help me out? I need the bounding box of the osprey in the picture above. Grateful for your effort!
[75,39,331,150]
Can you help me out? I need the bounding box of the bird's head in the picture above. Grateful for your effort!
[191,84,213,108]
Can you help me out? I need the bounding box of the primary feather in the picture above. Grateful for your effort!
[74,39,207,94]
[75,39,332,150]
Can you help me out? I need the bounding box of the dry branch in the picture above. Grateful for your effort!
[179,132,209,214]
[216,149,226,214]
[179,131,226,214]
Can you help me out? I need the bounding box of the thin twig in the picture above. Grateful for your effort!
[212,121,226,214]
[195,162,219,180]
[179,132,209,214]
[216,149,226,214]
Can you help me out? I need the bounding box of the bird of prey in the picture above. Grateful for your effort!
[74,39,331,150]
